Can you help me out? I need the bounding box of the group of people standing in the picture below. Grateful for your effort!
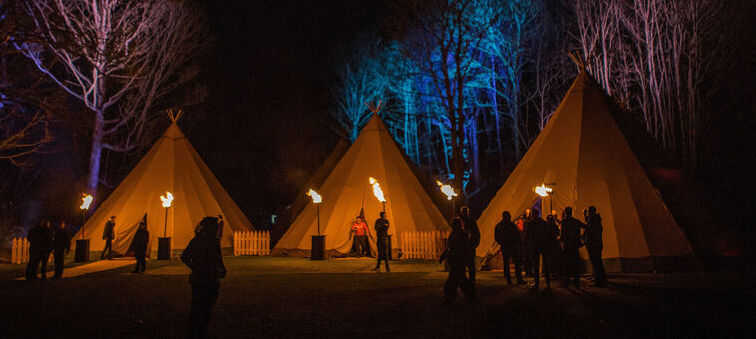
[24,220,71,280]
[494,205,608,290]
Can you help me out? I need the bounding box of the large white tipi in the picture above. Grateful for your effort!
[477,71,694,272]
[73,111,253,255]
[272,114,449,258]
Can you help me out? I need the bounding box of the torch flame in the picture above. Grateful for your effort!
[435,181,457,200]
[160,191,174,208]
[369,177,386,203]
[306,188,322,204]
[534,184,553,197]
[80,194,93,210]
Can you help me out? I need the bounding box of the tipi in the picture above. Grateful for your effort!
[272,114,449,258]
[74,111,253,255]
[477,71,694,272]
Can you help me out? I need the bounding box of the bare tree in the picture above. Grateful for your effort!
[399,0,496,194]
[0,108,51,167]
[13,0,209,196]
[569,0,724,170]
[331,37,389,142]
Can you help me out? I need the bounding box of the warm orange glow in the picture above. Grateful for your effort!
[534,184,553,197]
[435,180,457,200]
[306,188,322,204]
[369,177,386,203]
[79,194,93,210]
[160,191,174,208]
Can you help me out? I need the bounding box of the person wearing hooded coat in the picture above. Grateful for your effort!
[181,217,227,339]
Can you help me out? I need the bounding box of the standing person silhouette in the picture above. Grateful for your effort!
[440,218,476,305]
[560,207,586,288]
[132,218,149,274]
[182,217,227,339]
[25,219,52,281]
[372,212,390,272]
[458,206,480,283]
[101,216,116,260]
[52,221,71,279]
[494,211,524,285]
[584,206,608,287]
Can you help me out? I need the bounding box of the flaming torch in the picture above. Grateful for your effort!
[79,193,93,239]
[160,191,174,237]
[369,177,386,212]
[534,183,554,215]
[307,188,323,235]
[436,181,458,217]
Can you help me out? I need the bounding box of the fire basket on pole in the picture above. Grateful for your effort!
[75,193,93,262]
[369,177,392,259]
[436,180,458,219]
[369,177,386,212]
[307,188,325,260]
[158,191,174,260]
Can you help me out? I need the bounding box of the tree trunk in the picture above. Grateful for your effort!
[87,111,105,197]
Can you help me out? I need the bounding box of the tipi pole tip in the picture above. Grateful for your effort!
[165,108,184,123]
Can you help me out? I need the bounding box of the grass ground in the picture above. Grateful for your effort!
[1,256,754,338]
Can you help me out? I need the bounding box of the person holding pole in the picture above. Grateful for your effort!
[372,212,390,272]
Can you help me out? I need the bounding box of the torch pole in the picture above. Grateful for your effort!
[382,201,386,213]
[80,210,85,239]
[163,207,168,237]
[316,204,321,236]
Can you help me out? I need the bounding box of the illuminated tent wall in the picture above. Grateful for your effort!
[272,114,449,258]
[477,71,694,272]
[73,112,253,255]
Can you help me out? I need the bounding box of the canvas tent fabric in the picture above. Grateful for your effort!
[272,114,449,258]
[477,71,694,272]
[73,120,253,255]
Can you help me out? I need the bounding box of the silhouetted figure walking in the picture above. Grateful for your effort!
[440,218,476,305]
[25,220,52,281]
[524,209,556,291]
[584,206,608,286]
[372,212,390,272]
[459,206,480,282]
[560,207,585,287]
[52,221,71,279]
[494,211,524,285]
[132,219,149,273]
[101,216,116,260]
[182,217,227,339]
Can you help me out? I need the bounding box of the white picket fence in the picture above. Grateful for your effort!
[233,231,270,256]
[11,237,53,264]
[400,230,450,260]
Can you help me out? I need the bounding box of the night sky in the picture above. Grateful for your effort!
[184,1,386,224]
